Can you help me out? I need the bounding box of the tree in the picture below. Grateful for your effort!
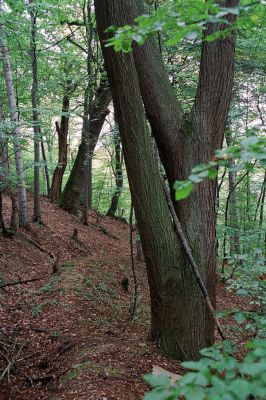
[95,0,239,359]
[60,78,111,214]
[50,80,72,203]
[29,0,42,222]
[0,0,29,227]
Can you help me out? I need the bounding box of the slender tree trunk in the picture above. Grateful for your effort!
[225,131,240,254]
[106,126,123,217]
[0,103,8,189]
[51,89,70,203]
[41,138,51,197]
[60,79,111,214]
[0,2,29,227]
[30,3,41,222]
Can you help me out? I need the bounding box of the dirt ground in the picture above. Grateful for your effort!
[0,195,251,400]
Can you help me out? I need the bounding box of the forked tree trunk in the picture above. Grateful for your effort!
[96,0,238,358]
[60,79,111,214]
[0,2,29,227]
[106,127,123,217]
[122,0,237,347]
[51,89,71,203]
[96,0,216,360]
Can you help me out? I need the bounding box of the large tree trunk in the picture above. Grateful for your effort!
[0,1,29,227]
[95,0,220,360]
[96,0,238,357]
[106,126,123,217]
[114,0,238,347]
[51,89,70,203]
[30,3,41,222]
[60,79,111,214]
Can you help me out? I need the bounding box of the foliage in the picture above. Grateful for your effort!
[107,0,265,52]
[174,134,266,200]
[144,339,266,400]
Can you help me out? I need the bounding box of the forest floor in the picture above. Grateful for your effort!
[0,195,252,400]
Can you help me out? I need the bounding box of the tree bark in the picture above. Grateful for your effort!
[0,103,8,190]
[106,126,123,217]
[0,1,29,227]
[51,87,71,203]
[95,0,219,360]
[60,79,111,214]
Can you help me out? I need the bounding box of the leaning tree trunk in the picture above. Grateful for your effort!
[0,2,29,227]
[95,0,220,360]
[60,79,111,214]
[106,126,124,217]
[51,88,70,203]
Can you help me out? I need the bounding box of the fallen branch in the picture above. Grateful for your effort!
[18,232,55,259]
[99,226,119,240]
[0,277,41,289]
[162,178,226,341]
[0,341,25,382]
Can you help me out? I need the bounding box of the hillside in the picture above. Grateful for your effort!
[0,196,249,400]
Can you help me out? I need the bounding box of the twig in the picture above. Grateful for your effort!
[162,178,226,341]
[0,342,25,382]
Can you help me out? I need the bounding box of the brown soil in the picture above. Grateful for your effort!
[0,195,252,400]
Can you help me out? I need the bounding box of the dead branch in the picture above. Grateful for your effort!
[0,277,41,289]
[18,232,55,259]
[0,341,25,382]
[99,226,119,240]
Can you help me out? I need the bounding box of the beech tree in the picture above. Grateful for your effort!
[95,0,239,359]
[0,0,29,227]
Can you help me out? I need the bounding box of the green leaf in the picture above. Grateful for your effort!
[234,311,247,324]
[144,373,170,388]
[208,168,218,179]
[174,182,193,200]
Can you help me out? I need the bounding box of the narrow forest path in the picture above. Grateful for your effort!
[0,196,250,400]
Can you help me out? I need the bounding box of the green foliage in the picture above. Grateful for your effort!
[107,1,264,52]
[174,134,266,201]
[144,339,266,400]
[31,303,44,317]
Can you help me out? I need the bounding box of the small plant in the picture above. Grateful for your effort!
[31,304,44,317]
[144,339,266,400]
[38,276,61,294]
[62,262,76,270]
